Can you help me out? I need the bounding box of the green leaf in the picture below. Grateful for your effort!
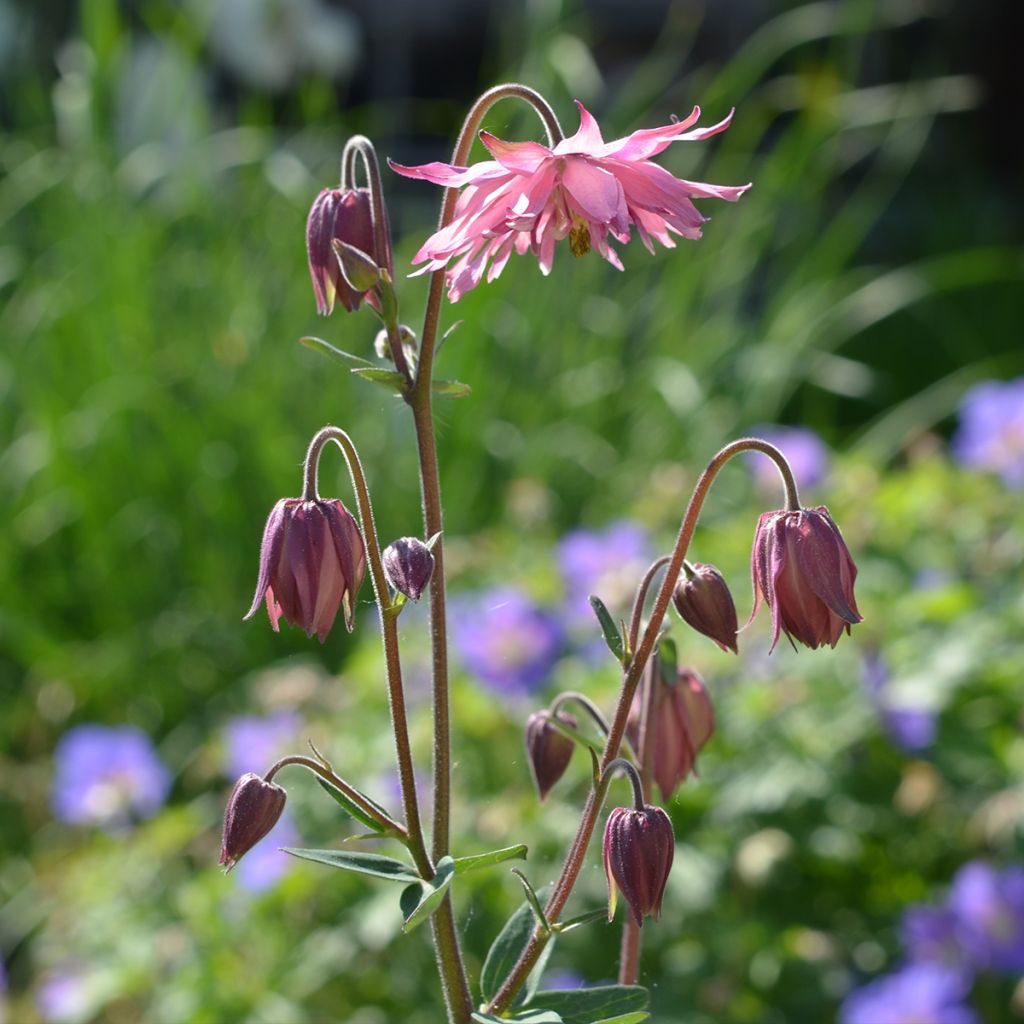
[452,844,528,875]
[282,848,419,882]
[399,856,455,932]
[658,636,678,684]
[350,366,408,394]
[471,1012,563,1024]
[529,986,649,1024]
[511,869,550,932]
[592,1014,649,1024]
[432,378,472,398]
[589,596,625,663]
[480,885,553,1006]
[298,336,375,367]
[315,778,390,834]
[552,907,607,934]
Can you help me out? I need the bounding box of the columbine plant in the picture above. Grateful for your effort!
[225,83,862,1024]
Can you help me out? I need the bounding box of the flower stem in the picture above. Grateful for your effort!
[627,555,671,656]
[300,427,431,879]
[487,436,797,1013]
[402,83,566,1024]
[264,755,406,839]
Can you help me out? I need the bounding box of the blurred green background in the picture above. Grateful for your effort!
[2,0,1022,1021]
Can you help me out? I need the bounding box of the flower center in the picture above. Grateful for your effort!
[569,218,591,258]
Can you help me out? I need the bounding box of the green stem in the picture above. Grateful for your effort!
[487,437,799,1013]
[404,83,565,1024]
[301,427,431,878]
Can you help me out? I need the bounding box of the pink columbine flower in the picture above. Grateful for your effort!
[244,497,366,642]
[750,505,862,652]
[389,101,750,302]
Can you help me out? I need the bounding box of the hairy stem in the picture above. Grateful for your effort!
[488,437,798,1013]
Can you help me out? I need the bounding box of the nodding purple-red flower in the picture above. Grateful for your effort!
[603,804,675,926]
[750,505,862,652]
[220,772,287,873]
[629,667,715,802]
[306,187,393,315]
[673,562,739,653]
[390,101,750,302]
[382,536,435,602]
[244,497,366,642]
[524,709,578,801]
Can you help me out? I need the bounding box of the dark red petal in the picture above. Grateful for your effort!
[245,499,292,621]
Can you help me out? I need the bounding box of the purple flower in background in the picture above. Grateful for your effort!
[558,521,652,624]
[540,969,587,990]
[947,861,1024,974]
[52,725,171,829]
[234,814,299,892]
[861,653,937,753]
[952,377,1024,489]
[747,426,829,492]
[840,963,978,1024]
[903,905,966,969]
[223,711,301,778]
[36,964,92,1024]
[450,588,564,697]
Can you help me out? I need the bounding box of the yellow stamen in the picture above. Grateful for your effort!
[569,219,591,258]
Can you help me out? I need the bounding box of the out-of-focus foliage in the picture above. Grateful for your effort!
[1,0,1022,1021]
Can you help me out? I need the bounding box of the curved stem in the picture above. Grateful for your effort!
[487,437,797,1013]
[550,691,612,736]
[300,427,431,877]
[600,757,646,813]
[406,87,564,1024]
[264,755,406,838]
[627,555,671,657]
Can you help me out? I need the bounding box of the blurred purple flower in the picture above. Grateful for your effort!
[52,725,171,829]
[903,905,966,969]
[36,964,92,1024]
[540,969,587,990]
[839,963,978,1024]
[223,711,301,779]
[947,861,1024,974]
[861,653,937,753]
[747,426,829,492]
[233,813,299,892]
[558,521,652,624]
[450,588,564,697]
[952,377,1024,489]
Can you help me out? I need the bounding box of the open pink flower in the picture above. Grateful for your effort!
[389,101,750,302]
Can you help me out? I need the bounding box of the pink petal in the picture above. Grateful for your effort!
[478,132,552,174]
[561,159,627,225]
[387,157,504,188]
[674,108,736,141]
[597,106,703,161]
[554,100,606,155]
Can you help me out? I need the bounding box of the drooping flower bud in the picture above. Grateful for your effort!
[603,804,675,926]
[306,187,393,315]
[629,667,715,802]
[244,497,366,642]
[750,505,862,651]
[220,772,287,873]
[382,536,435,602]
[673,562,738,653]
[524,709,578,801]
[333,238,381,294]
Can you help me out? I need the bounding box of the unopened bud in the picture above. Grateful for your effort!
[220,772,287,873]
[524,710,577,801]
[673,562,738,653]
[603,804,675,926]
[333,238,381,294]
[382,537,435,602]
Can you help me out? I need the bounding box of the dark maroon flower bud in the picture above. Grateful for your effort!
[382,536,435,602]
[524,710,578,801]
[603,804,675,926]
[750,504,862,651]
[673,562,738,653]
[629,668,715,801]
[220,772,287,873]
[244,497,366,642]
[306,187,393,315]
